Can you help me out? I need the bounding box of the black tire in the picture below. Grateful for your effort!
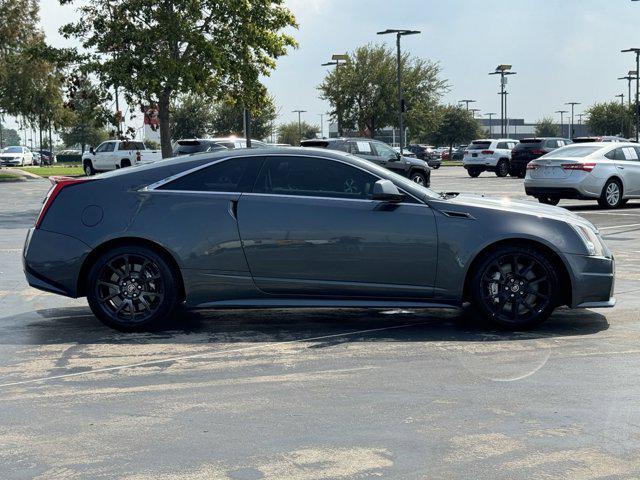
[598,178,623,209]
[83,160,95,176]
[470,245,559,330]
[87,245,180,331]
[467,167,482,178]
[121,158,131,168]
[538,196,560,206]
[495,159,509,177]
[433,164,441,170]
[410,171,428,186]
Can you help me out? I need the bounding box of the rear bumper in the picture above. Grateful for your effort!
[23,228,91,298]
[524,186,591,200]
[565,253,615,308]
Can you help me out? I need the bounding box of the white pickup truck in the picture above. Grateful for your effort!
[82,140,162,176]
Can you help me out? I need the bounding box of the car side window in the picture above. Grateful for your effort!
[349,141,374,156]
[546,140,558,148]
[496,142,508,149]
[157,157,264,192]
[101,142,115,153]
[253,156,377,200]
[623,146,639,161]
[372,141,397,160]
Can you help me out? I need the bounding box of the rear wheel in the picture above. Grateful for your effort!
[495,159,509,177]
[87,245,180,331]
[467,167,482,178]
[538,196,560,206]
[598,178,623,209]
[470,245,559,329]
[121,158,131,168]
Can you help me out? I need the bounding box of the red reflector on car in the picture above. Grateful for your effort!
[531,149,545,155]
[526,162,539,170]
[561,162,596,172]
[481,150,494,155]
[36,178,91,229]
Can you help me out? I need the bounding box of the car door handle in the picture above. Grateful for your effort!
[228,200,238,220]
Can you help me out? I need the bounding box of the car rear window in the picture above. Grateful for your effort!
[468,141,491,150]
[119,141,145,151]
[301,141,330,148]
[157,157,263,192]
[543,145,600,158]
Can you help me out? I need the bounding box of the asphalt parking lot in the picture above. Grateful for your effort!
[2,169,640,479]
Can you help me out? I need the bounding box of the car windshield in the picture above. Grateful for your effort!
[2,146,22,153]
[540,145,601,158]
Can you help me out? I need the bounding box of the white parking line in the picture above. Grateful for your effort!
[599,223,640,231]
[0,320,430,389]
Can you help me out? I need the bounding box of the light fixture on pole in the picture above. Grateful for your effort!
[377,28,421,154]
[470,108,481,118]
[459,99,476,110]
[321,54,349,136]
[577,113,585,126]
[565,102,581,140]
[618,70,638,107]
[556,110,568,138]
[292,109,307,144]
[489,64,517,137]
[621,48,640,141]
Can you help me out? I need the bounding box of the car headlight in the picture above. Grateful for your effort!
[572,223,605,257]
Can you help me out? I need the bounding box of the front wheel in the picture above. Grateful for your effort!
[598,178,623,209]
[538,196,560,206]
[83,160,96,176]
[410,172,427,186]
[470,245,559,330]
[87,246,180,331]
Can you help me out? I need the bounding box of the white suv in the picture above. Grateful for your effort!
[463,138,518,177]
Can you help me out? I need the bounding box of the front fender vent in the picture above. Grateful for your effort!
[441,210,474,219]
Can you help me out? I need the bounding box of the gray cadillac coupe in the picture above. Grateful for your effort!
[23,147,615,331]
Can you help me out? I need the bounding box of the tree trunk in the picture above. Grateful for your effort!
[158,90,172,159]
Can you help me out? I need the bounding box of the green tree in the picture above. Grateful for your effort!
[429,106,481,157]
[61,0,297,158]
[585,102,633,138]
[0,124,21,146]
[211,95,277,140]
[170,95,216,141]
[318,44,447,138]
[534,117,560,137]
[277,121,319,146]
[59,74,111,152]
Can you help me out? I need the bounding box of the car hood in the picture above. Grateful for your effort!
[0,153,22,158]
[442,193,594,228]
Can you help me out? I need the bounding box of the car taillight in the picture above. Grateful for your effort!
[526,162,539,170]
[481,150,494,155]
[35,178,91,229]
[136,151,141,162]
[531,149,545,155]
[561,162,596,172]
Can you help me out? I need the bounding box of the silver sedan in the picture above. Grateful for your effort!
[524,142,640,208]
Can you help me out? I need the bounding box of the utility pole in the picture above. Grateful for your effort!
[322,54,349,137]
[577,113,585,126]
[617,94,626,136]
[489,65,516,137]
[565,102,581,139]
[292,109,306,145]
[459,99,476,111]
[485,112,496,138]
[618,70,637,107]
[622,48,640,141]
[556,110,568,138]
[470,108,481,118]
[377,29,421,155]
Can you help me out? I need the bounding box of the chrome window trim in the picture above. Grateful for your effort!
[140,152,425,204]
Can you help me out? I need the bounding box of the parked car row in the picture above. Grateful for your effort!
[0,146,57,166]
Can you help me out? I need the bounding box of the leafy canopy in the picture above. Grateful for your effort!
[277,121,319,146]
[534,117,560,137]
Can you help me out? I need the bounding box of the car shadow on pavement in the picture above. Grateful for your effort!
[0,305,609,347]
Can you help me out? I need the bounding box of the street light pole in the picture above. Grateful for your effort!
[565,102,580,140]
[459,99,476,111]
[377,29,421,154]
[489,65,516,137]
[485,112,496,138]
[292,109,306,145]
[470,108,481,118]
[618,71,637,107]
[556,110,568,138]
[322,54,349,137]
[616,94,625,135]
[622,48,640,141]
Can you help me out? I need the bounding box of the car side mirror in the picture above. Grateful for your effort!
[89,147,95,155]
[372,179,404,203]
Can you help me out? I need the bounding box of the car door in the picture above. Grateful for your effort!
[372,140,406,176]
[237,155,438,298]
[93,141,114,169]
[618,146,640,196]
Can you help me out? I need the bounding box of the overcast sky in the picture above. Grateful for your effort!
[12,0,640,136]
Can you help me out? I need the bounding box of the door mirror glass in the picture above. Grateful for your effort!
[89,147,95,154]
[372,179,404,202]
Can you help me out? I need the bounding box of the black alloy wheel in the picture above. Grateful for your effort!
[495,159,509,177]
[87,246,179,330]
[471,246,559,329]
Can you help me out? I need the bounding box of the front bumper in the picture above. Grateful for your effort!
[23,228,91,297]
[565,253,615,308]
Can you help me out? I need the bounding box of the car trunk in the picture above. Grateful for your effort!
[528,157,578,179]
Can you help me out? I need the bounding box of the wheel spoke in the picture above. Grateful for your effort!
[98,291,120,303]
[98,280,120,290]
[529,276,547,286]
